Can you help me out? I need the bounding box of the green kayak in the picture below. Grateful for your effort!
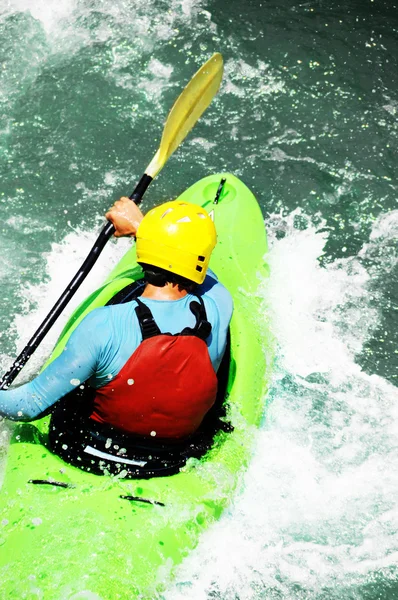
[0,173,273,599]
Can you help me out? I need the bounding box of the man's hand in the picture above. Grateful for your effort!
[105,197,144,237]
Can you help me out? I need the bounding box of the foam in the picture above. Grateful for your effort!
[4,0,78,33]
[139,59,174,105]
[223,58,286,99]
[165,209,398,599]
[1,0,207,44]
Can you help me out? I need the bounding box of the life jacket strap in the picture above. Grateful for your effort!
[134,298,162,340]
[134,296,212,342]
[180,297,212,341]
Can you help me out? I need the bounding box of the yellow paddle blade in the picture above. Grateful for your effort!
[145,53,224,179]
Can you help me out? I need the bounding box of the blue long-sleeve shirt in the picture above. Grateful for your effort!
[0,270,233,422]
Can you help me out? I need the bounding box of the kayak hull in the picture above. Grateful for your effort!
[0,173,273,599]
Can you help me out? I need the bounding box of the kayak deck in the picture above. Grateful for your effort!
[0,173,273,599]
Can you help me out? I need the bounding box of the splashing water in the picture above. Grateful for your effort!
[165,210,398,599]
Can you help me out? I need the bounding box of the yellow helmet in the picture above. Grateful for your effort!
[136,200,216,284]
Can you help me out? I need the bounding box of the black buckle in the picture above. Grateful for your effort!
[135,299,161,340]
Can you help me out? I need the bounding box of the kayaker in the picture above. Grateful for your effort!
[0,198,233,441]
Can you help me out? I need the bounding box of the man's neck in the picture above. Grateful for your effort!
[141,283,188,301]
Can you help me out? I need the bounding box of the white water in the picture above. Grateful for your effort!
[164,210,398,599]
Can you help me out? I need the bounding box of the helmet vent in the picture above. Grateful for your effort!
[198,256,205,262]
[176,216,191,223]
[196,265,203,272]
[161,208,173,219]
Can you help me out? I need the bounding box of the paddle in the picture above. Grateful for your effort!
[0,53,224,390]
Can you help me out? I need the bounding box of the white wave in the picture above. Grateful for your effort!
[223,58,286,99]
[139,59,175,104]
[2,0,78,33]
[165,209,398,599]
[1,0,208,44]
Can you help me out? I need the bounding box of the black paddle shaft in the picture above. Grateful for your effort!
[0,174,152,390]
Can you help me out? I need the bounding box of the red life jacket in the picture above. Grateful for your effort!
[90,297,218,439]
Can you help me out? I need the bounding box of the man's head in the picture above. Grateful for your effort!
[136,200,216,288]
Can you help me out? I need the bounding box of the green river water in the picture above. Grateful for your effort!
[0,0,397,598]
